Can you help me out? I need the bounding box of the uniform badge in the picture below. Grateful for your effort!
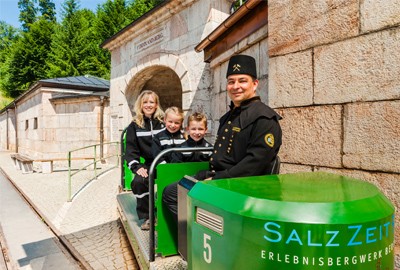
[265,133,274,148]
[233,64,241,72]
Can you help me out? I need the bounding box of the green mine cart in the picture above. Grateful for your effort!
[187,172,395,270]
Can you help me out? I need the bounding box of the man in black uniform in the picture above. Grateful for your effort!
[163,54,282,222]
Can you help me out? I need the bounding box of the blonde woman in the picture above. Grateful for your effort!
[125,90,165,230]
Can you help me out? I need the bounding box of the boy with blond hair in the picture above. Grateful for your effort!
[171,112,212,162]
[152,106,186,165]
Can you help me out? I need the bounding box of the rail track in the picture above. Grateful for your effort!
[0,169,84,270]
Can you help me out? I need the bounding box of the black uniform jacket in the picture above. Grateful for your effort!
[125,117,165,173]
[170,137,213,163]
[152,129,186,164]
[210,96,282,179]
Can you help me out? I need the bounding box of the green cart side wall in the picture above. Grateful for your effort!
[155,162,209,256]
[187,172,395,270]
[123,160,133,190]
[122,130,145,190]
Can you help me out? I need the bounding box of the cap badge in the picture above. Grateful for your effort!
[233,64,241,72]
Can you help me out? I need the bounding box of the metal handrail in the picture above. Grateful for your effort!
[68,141,120,201]
[148,146,213,262]
[120,127,128,188]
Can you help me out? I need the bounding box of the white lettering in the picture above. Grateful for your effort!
[259,242,394,267]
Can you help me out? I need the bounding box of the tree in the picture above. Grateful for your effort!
[95,0,130,41]
[18,0,37,31]
[2,0,165,96]
[0,21,20,97]
[61,0,80,21]
[38,0,57,22]
[95,0,163,41]
[0,21,19,51]
[46,7,109,78]
[126,0,163,21]
[5,19,54,96]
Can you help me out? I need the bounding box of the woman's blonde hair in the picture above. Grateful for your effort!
[133,90,164,128]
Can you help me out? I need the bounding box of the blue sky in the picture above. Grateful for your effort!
[0,0,105,28]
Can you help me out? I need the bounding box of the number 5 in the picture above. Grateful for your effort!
[203,233,212,263]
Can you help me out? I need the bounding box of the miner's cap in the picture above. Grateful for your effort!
[226,54,257,78]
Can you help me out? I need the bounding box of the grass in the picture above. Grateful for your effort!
[0,94,12,110]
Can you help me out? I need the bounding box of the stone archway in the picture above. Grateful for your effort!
[142,67,182,110]
[124,54,190,116]
[125,66,182,114]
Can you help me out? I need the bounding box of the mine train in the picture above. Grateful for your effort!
[117,128,395,270]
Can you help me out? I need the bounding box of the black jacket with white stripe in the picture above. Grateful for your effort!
[170,137,213,163]
[152,129,186,164]
[125,117,165,174]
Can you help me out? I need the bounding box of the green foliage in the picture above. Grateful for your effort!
[1,0,164,98]
[5,19,55,97]
[96,0,130,41]
[230,0,248,13]
[0,94,13,110]
[38,0,57,22]
[0,21,20,97]
[0,21,19,51]
[61,0,80,21]
[46,8,109,78]
[127,0,164,21]
[18,0,37,31]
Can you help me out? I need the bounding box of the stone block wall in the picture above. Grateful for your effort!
[6,89,110,160]
[209,26,269,139]
[41,95,110,159]
[0,109,16,151]
[16,91,43,157]
[107,0,231,141]
[268,0,400,262]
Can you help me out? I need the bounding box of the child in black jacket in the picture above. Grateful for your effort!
[171,112,212,163]
[152,106,186,164]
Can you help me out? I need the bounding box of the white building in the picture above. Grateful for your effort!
[0,75,110,160]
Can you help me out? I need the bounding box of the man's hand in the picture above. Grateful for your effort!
[195,170,215,180]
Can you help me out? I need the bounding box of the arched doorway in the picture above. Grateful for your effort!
[125,65,182,114]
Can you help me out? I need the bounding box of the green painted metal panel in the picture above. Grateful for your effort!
[155,162,209,256]
[123,160,133,190]
[188,172,395,269]
[122,130,145,190]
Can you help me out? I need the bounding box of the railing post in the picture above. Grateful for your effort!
[116,142,120,168]
[68,151,72,202]
[67,141,120,201]
[94,144,97,179]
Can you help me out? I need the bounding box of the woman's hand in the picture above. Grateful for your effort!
[136,167,148,178]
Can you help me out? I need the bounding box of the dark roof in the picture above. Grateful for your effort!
[40,75,109,91]
[0,75,110,113]
[49,90,109,101]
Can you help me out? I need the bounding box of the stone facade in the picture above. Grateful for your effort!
[268,0,400,260]
[103,0,231,140]
[0,86,110,161]
[0,108,16,151]
[104,0,400,263]
[207,28,269,139]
